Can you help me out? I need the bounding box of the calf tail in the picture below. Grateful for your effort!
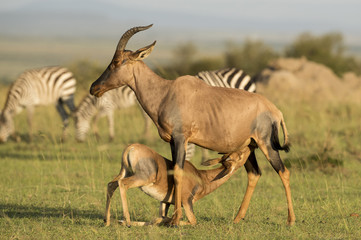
[121,144,135,174]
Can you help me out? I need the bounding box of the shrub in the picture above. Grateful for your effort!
[285,32,361,76]
[224,39,278,76]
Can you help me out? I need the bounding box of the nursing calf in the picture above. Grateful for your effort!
[105,143,249,226]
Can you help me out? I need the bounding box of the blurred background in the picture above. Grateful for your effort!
[1,0,361,86]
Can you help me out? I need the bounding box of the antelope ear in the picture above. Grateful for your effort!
[130,41,156,61]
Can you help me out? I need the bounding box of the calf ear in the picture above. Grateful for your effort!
[130,41,156,61]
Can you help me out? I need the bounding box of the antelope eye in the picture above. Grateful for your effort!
[113,60,120,65]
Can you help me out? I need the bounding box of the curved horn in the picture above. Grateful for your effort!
[116,24,153,51]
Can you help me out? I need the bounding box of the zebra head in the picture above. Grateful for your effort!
[90,24,156,97]
[74,113,90,142]
[74,98,95,142]
[0,111,14,143]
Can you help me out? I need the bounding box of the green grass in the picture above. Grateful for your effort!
[1,86,361,239]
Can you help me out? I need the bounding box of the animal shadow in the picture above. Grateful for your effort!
[1,203,103,225]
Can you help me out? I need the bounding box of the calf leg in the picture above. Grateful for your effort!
[234,151,261,223]
[183,201,197,225]
[118,176,154,227]
[104,175,122,226]
[159,202,170,218]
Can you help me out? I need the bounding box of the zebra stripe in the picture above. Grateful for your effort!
[196,67,256,92]
[0,66,77,142]
[186,68,256,161]
[75,86,150,142]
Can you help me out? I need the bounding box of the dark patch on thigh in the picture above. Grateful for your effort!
[250,112,273,140]
[134,157,158,181]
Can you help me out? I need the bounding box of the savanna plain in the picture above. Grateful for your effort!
[1,43,361,240]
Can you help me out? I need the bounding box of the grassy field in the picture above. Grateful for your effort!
[0,83,361,239]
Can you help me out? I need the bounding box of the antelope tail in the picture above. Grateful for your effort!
[271,117,290,152]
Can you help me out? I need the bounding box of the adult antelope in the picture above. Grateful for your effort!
[90,25,296,226]
[105,143,249,227]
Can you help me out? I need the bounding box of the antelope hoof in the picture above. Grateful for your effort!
[287,213,296,226]
[287,220,296,226]
[168,218,180,228]
[104,218,110,227]
[118,220,131,228]
[233,216,245,224]
[167,223,179,228]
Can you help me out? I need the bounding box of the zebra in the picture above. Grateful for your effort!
[186,67,256,161]
[74,86,151,142]
[0,66,76,143]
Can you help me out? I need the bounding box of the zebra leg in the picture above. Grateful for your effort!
[26,106,34,142]
[186,143,209,162]
[92,114,101,141]
[56,99,69,141]
[107,111,115,142]
[63,95,76,113]
[185,143,196,161]
[63,95,76,140]
[201,148,209,163]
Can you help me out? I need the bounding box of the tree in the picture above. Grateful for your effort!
[172,42,197,76]
[157,42,224,78]
[224,39,278,77]
[189,57,224,75]
[285,32,361,75]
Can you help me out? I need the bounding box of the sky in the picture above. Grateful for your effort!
[1,0,361,44]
